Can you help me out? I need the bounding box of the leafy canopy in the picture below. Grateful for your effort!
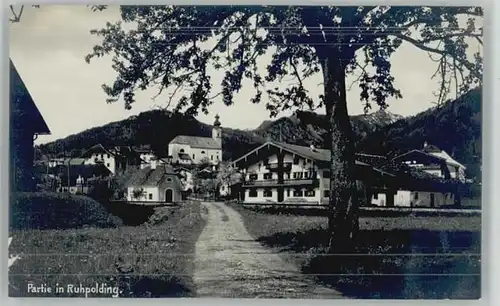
[86,6,482,116]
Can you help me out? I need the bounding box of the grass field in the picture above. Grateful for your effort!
[9,201,207,298]
[234,205,481,299]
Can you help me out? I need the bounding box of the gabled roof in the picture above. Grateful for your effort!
[10,60,50,135]
[126,165,180,187]
[80,144,117,158]
[379,159,463,192]
[234,141,369,166]
[392,149,447,165]
[427,150,466,169]
[232,141,393,177]
[80,144,144,162]
[170,135,221,149]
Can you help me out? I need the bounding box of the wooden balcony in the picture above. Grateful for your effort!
[242,178,318,188]
[265,162,292,172]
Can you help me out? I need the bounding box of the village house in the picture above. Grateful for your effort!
[392,142,467,182]
[126,159,183,203]
[354,152,463,208]
[134,146,158,169]
[80,144,143,175]
[168,115,222,165]
[52,163,111,194]
[10,60,51,191]
[231,141,393,205]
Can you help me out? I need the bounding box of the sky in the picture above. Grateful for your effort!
[9,5,482,145]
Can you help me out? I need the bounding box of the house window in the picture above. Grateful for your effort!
[414,192,419,200]
[249,174,258,180]
[323,171,330,178]
[286,189,290,197]
[323,190,330,198]
[249,189,257,197]
[167,178,172,182]
[211,155,213,160]
[374,193,379,200]
[293,156,299,165]
[101,154,104,158]
[148,193,153,200]
[263,189,273,197]
[201,151,206,154]
[107,154,110,158]
[106,163,110,167]
[193,154,195,159]
[293,189,303,197]
[263,173,272,180]
[304,172,309,179]
[305,189,315,197]
[180,149,185,153]
[216,155,219,160]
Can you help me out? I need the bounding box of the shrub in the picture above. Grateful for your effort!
[10,192,123,231]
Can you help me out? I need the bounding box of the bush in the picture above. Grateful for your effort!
[10,192,123,231]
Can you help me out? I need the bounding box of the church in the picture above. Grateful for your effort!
[168,115,223,165]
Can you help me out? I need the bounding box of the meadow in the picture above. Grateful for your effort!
[234,204,481,299]
[9,194,206,298]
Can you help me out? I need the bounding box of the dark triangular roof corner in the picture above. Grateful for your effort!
[10,59,50,135]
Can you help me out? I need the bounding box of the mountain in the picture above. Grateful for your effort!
[38,109,400,162]
[357,88,482,182]
[252,110,402,146]
[37,111,265,162]
[38,88,480,182]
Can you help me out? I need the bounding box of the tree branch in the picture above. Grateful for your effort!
[289,57,304,88]
[395,33,478,76]
[348,62,368,91]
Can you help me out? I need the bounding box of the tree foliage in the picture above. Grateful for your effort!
[215,161,239,188]
[86,6,482,113]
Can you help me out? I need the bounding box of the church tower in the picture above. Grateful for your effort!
[212,114,222,146]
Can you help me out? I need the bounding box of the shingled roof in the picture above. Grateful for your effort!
[379,160,463,192]
[126,165,181,187]
[234,141,374,167]
[170,135,221,149]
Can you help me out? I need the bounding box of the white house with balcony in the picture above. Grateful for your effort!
[392,142,467,182]
[168,115,222,166]
[232,141,392,205]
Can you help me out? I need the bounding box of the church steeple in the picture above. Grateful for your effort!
[212,114,222,141]
[214,114,221,127]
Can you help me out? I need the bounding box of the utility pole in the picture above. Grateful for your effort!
[66,151,71,193]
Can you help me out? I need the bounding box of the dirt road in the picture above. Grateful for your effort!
[192,201,343,298]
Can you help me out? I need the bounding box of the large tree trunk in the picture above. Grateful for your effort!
[320,53,360,253]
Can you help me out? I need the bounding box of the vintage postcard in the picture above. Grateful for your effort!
[8,5,482,299]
